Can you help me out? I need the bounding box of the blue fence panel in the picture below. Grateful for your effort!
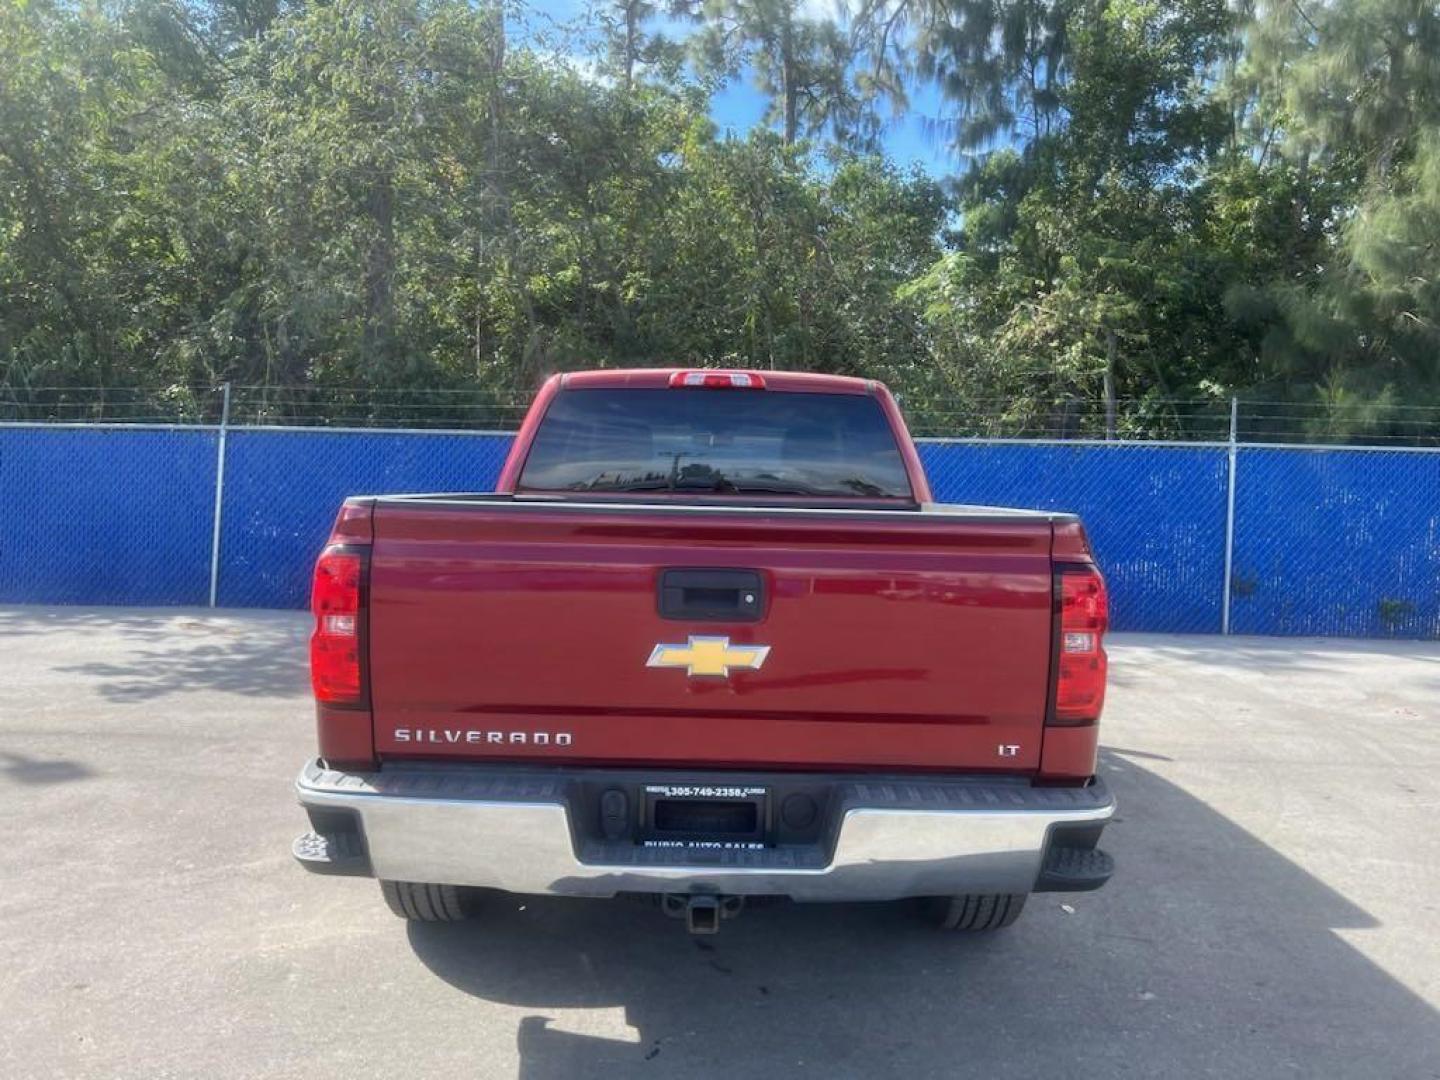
[918,442,1229,632]
[0,426,216,605]
[218,429,512,608]
[7,424,1439,638]
[1230,447,1440,638]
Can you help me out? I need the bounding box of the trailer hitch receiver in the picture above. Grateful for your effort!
[662,893,744,934]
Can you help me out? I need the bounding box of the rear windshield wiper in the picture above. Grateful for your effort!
[568,478,670,492]
[566,474,894,498]
[567,477,739,494]
[722,479,826,496]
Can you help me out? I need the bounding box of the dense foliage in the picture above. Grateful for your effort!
[1,0,1436,438]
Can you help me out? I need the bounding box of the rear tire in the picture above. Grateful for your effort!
[380,880,468,922]
[926,893,1027,931]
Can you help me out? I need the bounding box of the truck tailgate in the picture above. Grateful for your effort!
[367,499,1057,772]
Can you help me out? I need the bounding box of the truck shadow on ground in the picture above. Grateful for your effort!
[407,750,1440,1080]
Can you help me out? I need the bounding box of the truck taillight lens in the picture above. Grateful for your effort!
[311,550,365,705]
[1053,566,1108,724]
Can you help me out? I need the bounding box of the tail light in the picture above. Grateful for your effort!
[1053,565,1108,724]
[311,549,366,705]
[668,371,766,389]
[310,500,376,769]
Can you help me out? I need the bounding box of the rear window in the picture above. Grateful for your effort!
[517,388,914,501]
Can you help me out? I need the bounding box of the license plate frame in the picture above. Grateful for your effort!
[640,784,769,851]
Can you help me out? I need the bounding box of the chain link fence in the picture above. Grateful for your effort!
[0,426,219,605]
[1,417,1436,638]
[1227,446,1440,637]
[217,429,512,607]
[920,441,1231,633]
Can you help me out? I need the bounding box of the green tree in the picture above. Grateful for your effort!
[851,0,1074,155]
[1235,0,1440,431]
[895,0,1258,437]
[693,0,867,146]
[4,0,1440,441]
[596,0,699,90]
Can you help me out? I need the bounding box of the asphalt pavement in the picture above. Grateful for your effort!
[2,606,1437,1078]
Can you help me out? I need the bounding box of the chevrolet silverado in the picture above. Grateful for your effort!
[293,369,1115,934]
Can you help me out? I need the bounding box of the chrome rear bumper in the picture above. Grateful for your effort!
[295,759,1115,901]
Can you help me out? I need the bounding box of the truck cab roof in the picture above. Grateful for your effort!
[559,368,877,395]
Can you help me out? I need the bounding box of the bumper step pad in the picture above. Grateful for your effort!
[1035,844,1114,892]
[292,830,370,876]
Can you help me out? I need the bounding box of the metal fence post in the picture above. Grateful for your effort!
[1221,396,1238,635]
[208,382,232,608]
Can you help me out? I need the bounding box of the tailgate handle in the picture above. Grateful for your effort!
[658,569,764,622]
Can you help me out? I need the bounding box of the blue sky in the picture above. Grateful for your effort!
[708,76,956,175]
[521,0,959,176]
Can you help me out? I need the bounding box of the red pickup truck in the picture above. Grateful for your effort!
[293,369,1115,934]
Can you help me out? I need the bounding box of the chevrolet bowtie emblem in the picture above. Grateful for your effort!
[646,636,771,678]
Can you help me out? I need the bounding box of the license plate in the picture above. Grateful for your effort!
[640,784,768,850]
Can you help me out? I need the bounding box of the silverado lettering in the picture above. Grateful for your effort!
[393,729,574,746]
[293,368,1117,935]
